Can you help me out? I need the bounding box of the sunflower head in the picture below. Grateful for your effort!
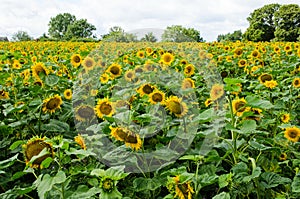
[137,83,156,97]
[238,59,247,67]
[170,175,194,199]
[124,70,136,82]
[165,96,188,118]
[23,137,54,168]
[292,77,300,88]
[136,50,145,59]
[148,90,165,104]
[82,57,96,71]
[204,98,213,107]
[94,98,115,119]
[210,84,224,101]
[284,126,300,142]
[281,113,290,123]
[182,78,195,90]
[264,80,278,89]
[107,63,122,79]
[100,178,114,192]
[161,52,174,65]
[71,54,82,67]
[258,73,273,84]
[232,98,249,117]
[31,62,49,79]
[279,153,287,161]
[234,48,243,56]
[184,64,195,77]
[0,90,9,100]
[64,89,72,100]
[75,104,95,122]
[110,126,142,151]
[42,94,63,114]
[74,134,87,150]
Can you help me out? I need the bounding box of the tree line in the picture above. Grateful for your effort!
[9,3,300,42]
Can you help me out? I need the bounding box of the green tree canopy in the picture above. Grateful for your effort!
[101,26,137,42]
[161,25,204,42]
[141,32,157,42]
[274,4,300,41]
[12,31,33,41]
[65,19,96,40]
[217,30,242,42]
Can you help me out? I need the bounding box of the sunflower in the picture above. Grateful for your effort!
[31,56,37,63]
[75,104,95,122]
[42,94,63,114]
[124,70,136,82]
[12,60,22,69]
[161,52,174,65]
[284,44,292,52]
[148,90,165,104]
[100,73,111,84]
[279,153,287,161]
[64,89,72,100]
[210,84,224,101]
[281,113,290,123]
[101,178,114,192]
[181,78,195,90]
[31,62,49,79]
[136,50,145,58]
[107,63,122,79]
[274,46,280,53]
[94,98,114,119]
[284,126,300,142]
[145,47,153,55]
[251,50,260,58]
[232,98,249,117]
[74,134,86,150]
[71,54,82,67]
[245,108,263,121]
[238,59,247,67]
[173,176,194,199]
[0,90,9,100]
[234,47,243,56]
[204,98,213,107]
[264,80,278,89]
[137,83,156,97]
[82,57,96,71]
[184,64,195,77]
[180,59,188,66]
[165,96,188,118]
[110,126,142,151]
[292,77,300,88]
[258,73,273,84]
[23,137,54,168]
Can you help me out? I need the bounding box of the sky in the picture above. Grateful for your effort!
[0,0,299,41]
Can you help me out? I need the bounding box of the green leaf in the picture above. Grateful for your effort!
[261,172,291,189]
[41,119,70,132]
[245,95,273,109]
[212,192,230,199]
[45,74,59,86]
[0,154,18,170]
[196,108,214,122]
[240,120,257,134]
[69,186,101,199]
[292,173,300,192]
[40,157,53,169]
[223,78,243,84]
[9,140,24,151]
[243,167,261,183]
[218,173,232,189]
[133,177,163,192]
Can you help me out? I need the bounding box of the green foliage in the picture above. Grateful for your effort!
[217,30,242,42]
[140,32,157,42]
[161,25,204,42]
[12,31,33,41]
[65,19,96,40]
[101,26,138,42]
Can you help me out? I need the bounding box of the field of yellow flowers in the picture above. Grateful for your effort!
[0,41,300,199]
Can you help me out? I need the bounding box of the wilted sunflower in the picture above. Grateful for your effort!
[165,96,188,118]
[292,77,300,88]
[184,64,195,77]
[94,98,114,119]
[161,52,174,65]
[75,104,95,122]
[232,98,249,117]
[281,113,290,123]
[31,62,49,79]
[74,134,86,150]
[264,80,278,89]
[64,89,72,100]
[210,84,224,101]
[284,126,300,142]
[23,137,54,168]
[71,54,82,67]
[181,78,195,90]
[0,90,9,100]
[148,90,165,104]
[173,176,194,199]
[107,63,122,79]
[258,73,273,84]
[42,94,63,114]
[82,57,96,71]
[137,83,156,97]
[124,70,136,82]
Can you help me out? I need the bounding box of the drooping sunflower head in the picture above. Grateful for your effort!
[210,84,224,101]
[281,113,290,123]
[172,175,194,199]
[107,63,122,78]
[165,96,188,118]
[284,126,300,143]
[31,62,49,79]
[258,73,273,84]
[82,57,96,71]
[23,137,54,168]
[184,64,195,77]
[292,77,300,88]
[137,83,156,97]
[75,104,95,122]
[181,78,195,90]
[94,98,115,119]
[64,89,72,100]
[42,94,63,114]
[232,98,249,117]
[160,52,174,65]
[74,134,87,150]
[110,126,142,151]
[148,89,165,104]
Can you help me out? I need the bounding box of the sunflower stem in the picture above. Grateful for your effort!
[227,95,238,164]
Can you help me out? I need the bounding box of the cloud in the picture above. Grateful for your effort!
[0,0,299,41]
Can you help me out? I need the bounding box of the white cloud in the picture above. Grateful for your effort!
[0,0,299,41]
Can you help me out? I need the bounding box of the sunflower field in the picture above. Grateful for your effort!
[0,40,300,199]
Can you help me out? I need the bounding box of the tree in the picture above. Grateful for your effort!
[141,32,157,42]
[274,4,300,42]
[65,19,96,40]
[243,4,281,41]
[12,31,33,41]
[48,13,76,39]
[217,30,242,42]
[102,26,137,42]
[161,25,204,42]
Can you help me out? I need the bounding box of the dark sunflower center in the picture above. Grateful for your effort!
[142,85,154,94]
[164,55,172,62]
[110,66,120,75]
[178,183,190,197]
[152,93,163,102]
[235,101,246,112]
[100,102,112,115]
[186,66,192,73]
[288,131,298,139]
[25,141,52,164]
[73,56,81,63]
[46,98,59,109]
[240,60,246,65]
[126,72,133,78]
[125,132,138,144]
[260,74,272,83]
[102,179,114,192]
[116,129,127,140]
[169,101,183,114]
[252,51,259,57]
[295,80,299,86]
[85,60,93,68]
[78,106,94,119]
